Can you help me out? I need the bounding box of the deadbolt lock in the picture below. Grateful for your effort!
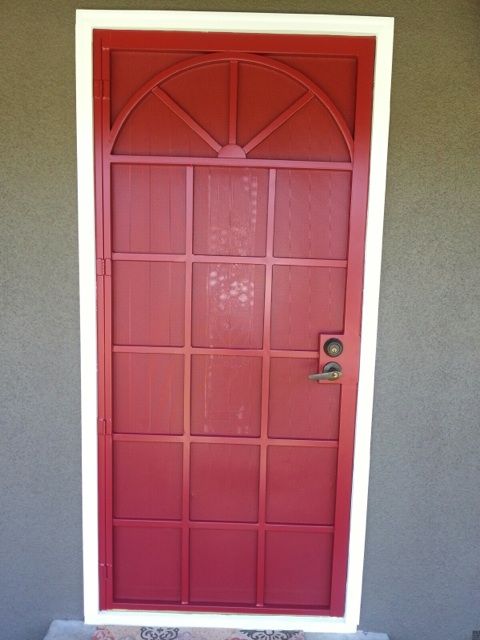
[324,338,343,357]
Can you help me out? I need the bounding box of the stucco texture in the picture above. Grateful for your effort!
[0,1,479,639]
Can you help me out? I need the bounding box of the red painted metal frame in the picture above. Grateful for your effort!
[93,29,375,617]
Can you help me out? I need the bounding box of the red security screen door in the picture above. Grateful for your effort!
[94,29,374,617]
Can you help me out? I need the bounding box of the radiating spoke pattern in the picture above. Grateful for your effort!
[110,51,355,160]
[152,86,222,153]
[243,91,314,154]
[149,71,342,160]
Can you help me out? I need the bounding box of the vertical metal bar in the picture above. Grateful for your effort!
[181,166,194,604]
[101,39,114,609]
[93,32,107,610]
[229,61,239,145]
[256,168,276,607]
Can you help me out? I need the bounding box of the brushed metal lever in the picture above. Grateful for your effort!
[308,362,343,382]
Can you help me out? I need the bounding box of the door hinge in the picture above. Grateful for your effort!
[94,79,102,100]
[96,258,111,277]
[99,562,111,580]
[94,79,110,100]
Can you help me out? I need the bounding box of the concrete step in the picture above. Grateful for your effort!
[44,621,389,640]
[44,621,95,640]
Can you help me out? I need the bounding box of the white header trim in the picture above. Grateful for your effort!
[76,9,394,633]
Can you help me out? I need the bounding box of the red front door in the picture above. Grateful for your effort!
[94,30,374,616]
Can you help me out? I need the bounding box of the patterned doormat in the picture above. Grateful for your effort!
[93,629,304,640]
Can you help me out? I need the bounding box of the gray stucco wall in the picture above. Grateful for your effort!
[1,1,479,639]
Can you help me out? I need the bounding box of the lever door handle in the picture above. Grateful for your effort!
[308,362,343,382]
[308,370,342,381]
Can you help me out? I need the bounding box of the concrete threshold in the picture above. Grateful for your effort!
[44,621,389,640]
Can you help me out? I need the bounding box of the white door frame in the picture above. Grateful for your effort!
[76,9,394,633]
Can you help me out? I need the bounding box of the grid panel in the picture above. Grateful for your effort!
[109,164,347,607]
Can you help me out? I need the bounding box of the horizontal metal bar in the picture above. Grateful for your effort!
[109,598,331,615]
[112,433,339,447]
[109,153,353,171]
[112,345,319,358]
[113,518,335,533]
[112,252,348,268]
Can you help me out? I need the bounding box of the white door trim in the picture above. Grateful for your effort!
[76,9,394,633]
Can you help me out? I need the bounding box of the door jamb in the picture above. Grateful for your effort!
[76,9,394,633]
